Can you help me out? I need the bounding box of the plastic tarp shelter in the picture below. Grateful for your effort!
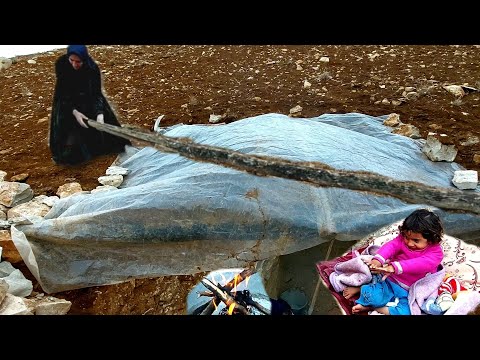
[11,113,480,293]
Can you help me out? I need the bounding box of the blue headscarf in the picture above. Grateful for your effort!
[66,45,96,69]
[67,45,89,61]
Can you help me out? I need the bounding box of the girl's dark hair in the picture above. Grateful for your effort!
[399,209,444,244]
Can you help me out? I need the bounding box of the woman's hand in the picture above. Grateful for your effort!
[73,109,89,128]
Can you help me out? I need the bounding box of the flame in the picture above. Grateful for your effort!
[232,274,240,294]
[212,299,217,310]
[228,303,235,315]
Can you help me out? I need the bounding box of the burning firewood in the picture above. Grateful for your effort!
[196,268,278,315]
[201,277,250,315]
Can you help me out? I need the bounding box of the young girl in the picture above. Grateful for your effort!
[343,208,444,315]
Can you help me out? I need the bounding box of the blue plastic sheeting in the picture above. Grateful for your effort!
[11,113,480,293]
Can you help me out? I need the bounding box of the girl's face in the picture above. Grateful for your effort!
[402,230,429,251]
[68,54,83,70]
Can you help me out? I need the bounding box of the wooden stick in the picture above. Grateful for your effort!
[237,291,271,315]
[222,268,256,291]
[87,120,480,215]
[201,277,249,315]
[199,268,256,315]
[199,301,216,316]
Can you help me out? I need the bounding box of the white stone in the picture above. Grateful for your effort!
[422,135,458,162]
[405,91,419,100]
[319,57,329,63]
[452,170,478,190]
[289,105,303,116]
[57,182,83,198]
[0,265,33,297]
[0,170,7,181]
[106,165,129,176]
[7,199,51,220]
[0,181,34,207]
[208,114,223,124]
[443,85,465,97]
[383,113,401,127]
[0,293,33,315]
[0,57,13,71]
[392,123,421,139]
[34,298,72,315]
[91,185,118,194]
[98,175,123,187]
[0,278,8,304]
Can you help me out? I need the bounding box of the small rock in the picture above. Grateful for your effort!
[56,182,83,198]
[106,166,129,176]
[452,170,478,190]
[383,113,401,127]
[289,105,303,117]
[209,114,223,124]
[443,85,465,97]
[10,173,29,183]
[98,175,123,188]
[473,154,480,165]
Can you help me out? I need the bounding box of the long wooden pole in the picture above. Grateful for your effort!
[88,120,480,215]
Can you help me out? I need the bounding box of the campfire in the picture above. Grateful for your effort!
[193,268,293,315]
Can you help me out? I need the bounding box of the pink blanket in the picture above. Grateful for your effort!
[329,256,372,292]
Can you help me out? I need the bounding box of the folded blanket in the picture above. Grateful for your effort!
[329,256,373,292]
[408,266,445,315]
[329,245,380,292]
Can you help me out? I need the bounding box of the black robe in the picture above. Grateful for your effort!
[49,54,131,165]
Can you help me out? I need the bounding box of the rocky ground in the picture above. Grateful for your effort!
[1,45,479,314]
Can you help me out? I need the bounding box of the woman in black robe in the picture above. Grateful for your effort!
[49,45,131,165]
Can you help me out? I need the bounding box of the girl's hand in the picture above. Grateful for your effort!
[365,259,381,268]
[369,264,394,281]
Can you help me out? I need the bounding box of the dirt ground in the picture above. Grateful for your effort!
[1,45,480,314]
